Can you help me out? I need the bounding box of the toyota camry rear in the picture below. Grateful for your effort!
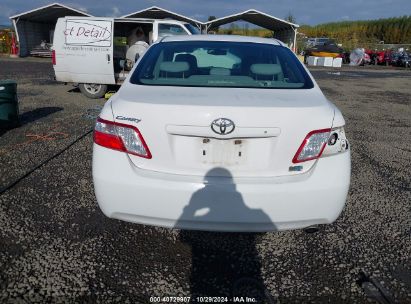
[92,35,350,232]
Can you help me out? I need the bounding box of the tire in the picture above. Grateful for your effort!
[79,83,107,99]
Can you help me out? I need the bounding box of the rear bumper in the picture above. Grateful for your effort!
[93,145,350,232]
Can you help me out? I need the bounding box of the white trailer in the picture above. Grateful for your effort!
[52,17,198,98]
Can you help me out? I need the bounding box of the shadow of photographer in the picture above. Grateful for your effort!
[176,167,276,303]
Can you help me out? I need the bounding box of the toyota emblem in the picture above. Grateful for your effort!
[211,118,235,135]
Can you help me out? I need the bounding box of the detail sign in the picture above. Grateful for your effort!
[64,19,112,47]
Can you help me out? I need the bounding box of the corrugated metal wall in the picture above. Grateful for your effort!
[16,20,53,57]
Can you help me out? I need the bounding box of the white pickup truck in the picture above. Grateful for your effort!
[52,17,198,98]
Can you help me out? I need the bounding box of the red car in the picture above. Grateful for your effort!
[365,50,386,65]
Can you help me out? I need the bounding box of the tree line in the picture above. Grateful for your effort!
[210,15,411,51]
[300,16,411,49]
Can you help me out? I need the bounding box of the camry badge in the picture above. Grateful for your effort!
[116,116,141,123]
[211,118,235,135]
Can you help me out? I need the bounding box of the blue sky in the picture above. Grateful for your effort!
[1,0,410,25]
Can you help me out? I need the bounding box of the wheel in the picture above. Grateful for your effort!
[79,83,107,99]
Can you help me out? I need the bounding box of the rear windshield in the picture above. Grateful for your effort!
[130,41,314,89]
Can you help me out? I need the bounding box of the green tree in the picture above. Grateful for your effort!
[207,15,219,31]
[285,12,296,24]
[243,23,249,36]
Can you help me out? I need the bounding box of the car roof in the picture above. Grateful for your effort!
[161,34,285,46]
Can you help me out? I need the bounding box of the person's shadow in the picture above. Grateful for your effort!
[176,167,276,303]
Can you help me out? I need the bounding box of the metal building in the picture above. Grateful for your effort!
[10,2,92,57]
[204,9,299,50]
[10,3,300,56]
[121,6,203,30]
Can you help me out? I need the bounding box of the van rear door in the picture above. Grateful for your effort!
[62,17,115,84]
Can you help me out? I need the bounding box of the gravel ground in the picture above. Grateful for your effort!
[0,58,410,303]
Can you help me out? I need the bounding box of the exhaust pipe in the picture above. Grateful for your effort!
[304,225,319,234]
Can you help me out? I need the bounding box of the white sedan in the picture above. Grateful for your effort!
[93,35,350,232]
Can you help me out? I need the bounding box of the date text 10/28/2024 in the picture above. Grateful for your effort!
[150,296,258,303]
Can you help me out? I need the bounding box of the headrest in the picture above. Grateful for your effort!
[175,54,198,67]
[209,67,231,76]
[250,64,282,75]
[159,61,190,73]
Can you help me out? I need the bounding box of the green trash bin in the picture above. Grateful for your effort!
[0,80,19,129]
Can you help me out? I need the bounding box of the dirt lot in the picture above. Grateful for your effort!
[0,57,410,303]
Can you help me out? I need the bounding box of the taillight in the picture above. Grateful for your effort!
[52,50,56,65]
[292,128,331,163]
[94,117,152,159]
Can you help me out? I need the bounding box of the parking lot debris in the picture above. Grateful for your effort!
[85,105,103,120]
[0,128,92,195]
[104,91,116,99]
[0,122,70,155]
[25,131,69,142]
[327,72,341,76]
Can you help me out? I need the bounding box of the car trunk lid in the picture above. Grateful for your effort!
[111,85,334,177]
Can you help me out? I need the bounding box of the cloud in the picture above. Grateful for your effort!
[0,4,16,20]
[191,13,205,20]
[110,6,121,17]
[65,2,88,12]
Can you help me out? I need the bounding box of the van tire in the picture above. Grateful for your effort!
[79,83,107,99]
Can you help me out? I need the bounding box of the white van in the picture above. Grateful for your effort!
[52,17,198,98]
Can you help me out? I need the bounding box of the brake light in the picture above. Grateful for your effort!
[292,128,331,163]
[94,117,152,159]
[52,50,56,65]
